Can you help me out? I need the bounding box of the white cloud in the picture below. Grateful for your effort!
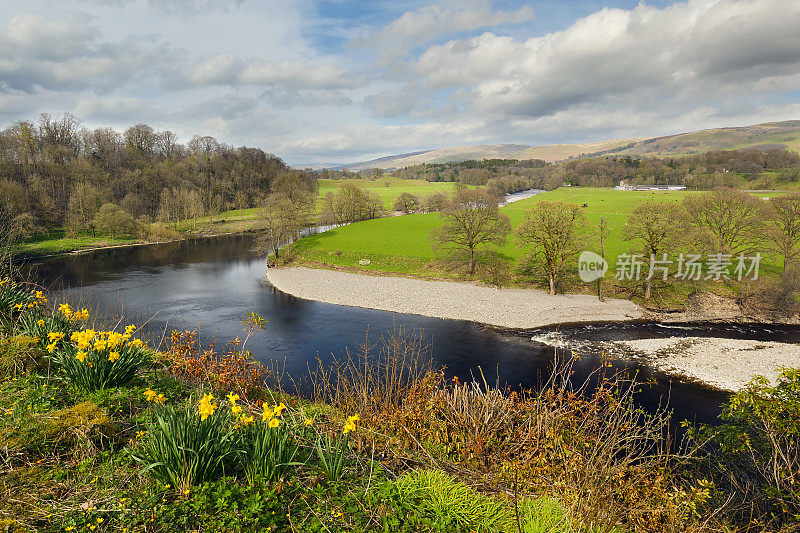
[407,0,800,119]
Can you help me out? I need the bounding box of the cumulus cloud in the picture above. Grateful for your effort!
[1,0,799,164]
[363,0,533,64]
[407,0,800,119]
[177,54,357,91]
[0,14,180,93]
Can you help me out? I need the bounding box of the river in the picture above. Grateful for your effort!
[27,232,797,429]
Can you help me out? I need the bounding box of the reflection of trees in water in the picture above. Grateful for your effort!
[30,235,261,288]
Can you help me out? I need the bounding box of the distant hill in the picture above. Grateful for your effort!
[339,120,800,170]
[610,121,800,157]
[345,144,530,170]
[514,138,645,162]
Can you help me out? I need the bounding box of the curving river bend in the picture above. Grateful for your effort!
[26,233,800,427]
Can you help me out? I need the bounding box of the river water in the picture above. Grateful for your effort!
[25,232,800,427]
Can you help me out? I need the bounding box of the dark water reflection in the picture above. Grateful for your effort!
[27,233,798,427]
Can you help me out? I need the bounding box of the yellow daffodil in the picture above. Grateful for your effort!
[130,338,144,348]
[47,331,65,342]
[144,389,157,402]
[46,342,57,353]
[268,418,280,428]
[198,394,218,421]
[226,393,240,404]
[231,404,243,415]
[75,351,88,362]
[273,402,286,416]
[58,303,73,318]
[37,319,45,326]
[304,418,313,426]
[154,393,166,404]
[125,324,136,334]
[106,331,124,348]
[108,351,121,362]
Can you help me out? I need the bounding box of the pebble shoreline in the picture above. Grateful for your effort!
[265,266,643,329]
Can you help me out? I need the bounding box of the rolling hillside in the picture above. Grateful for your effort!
[340,120,800,170]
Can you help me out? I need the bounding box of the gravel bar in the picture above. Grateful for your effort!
[607,337,800,391]
[265,266,643,329]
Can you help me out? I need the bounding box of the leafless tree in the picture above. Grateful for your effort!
[683,187,764,255]
[430,188,510,276]
[765,193,800,271]
[622,202,685,299]
[515,201,589,295]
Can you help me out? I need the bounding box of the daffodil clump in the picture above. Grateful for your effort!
[241,400,303,483]
[0,280,47,325]
[129,391,238,494]
[47,322,150,391]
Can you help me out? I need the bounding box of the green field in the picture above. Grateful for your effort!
[317,178,467,209]
[291,187,784,279]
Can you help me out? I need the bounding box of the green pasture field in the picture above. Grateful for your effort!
[291,187,785,279]
[317,178,468,210]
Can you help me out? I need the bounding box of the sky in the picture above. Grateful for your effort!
[1,0,799,166]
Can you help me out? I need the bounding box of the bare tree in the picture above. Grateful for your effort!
[622,202,685,299]
[765,193,800,271]
[430,188,510,276]
[597,217,610,301]
[683,187,764,254]
[515,201,589,295]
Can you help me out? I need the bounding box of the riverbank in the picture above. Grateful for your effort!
[603,336,800,392]
[265,266,644,329]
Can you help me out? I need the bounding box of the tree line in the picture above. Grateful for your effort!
[431,187,800,314]
[351,148,800,195]
[0,113,315,238]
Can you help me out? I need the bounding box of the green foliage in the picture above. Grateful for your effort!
[315,429,351,482]
[0,334,47,378]
[93,203,138,237]
[240,413,303,484]
[515,497,571,533]
[129,399,238,492]
[691,367,800,522]
[393,469,516,532]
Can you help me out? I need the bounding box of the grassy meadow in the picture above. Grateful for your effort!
[291,188,700,271]
[288,187,788,304]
